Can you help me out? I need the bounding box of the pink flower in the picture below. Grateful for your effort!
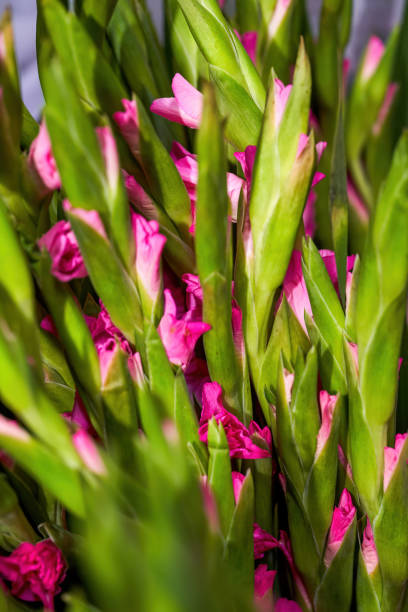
[200,476,219,532]
[171,142,243,232]
[85,303,137,384]
[158,289,211,367]
[361,36,385,82]
[283,250,355,333]
[150,74,203,129]
[274,79,292,128]
[27,121,61,193]
[235,30,258,64]
[182,273,203,321]
[62,201,107,239]
[73,430,106,475]
[234,145,257,192]
[231,471,245,504]
[315,391,338,458]
[123,171,160,219]
[199,382,271,459]
[361,520,379,575]
[383,433,408,492]
[40,315,58,337]
[131,212,166,304]
[0,540,67,610]
[254,565,276,599]
[96,126,119,190]
[275,599,302,612]
[254,524,280,560]
[113,99,140,159]
[231,299,245,360]
[63,392,97,437]
[38,221,87,282]
[324,489,356,567]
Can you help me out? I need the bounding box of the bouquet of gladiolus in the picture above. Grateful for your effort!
[0,0,407,610]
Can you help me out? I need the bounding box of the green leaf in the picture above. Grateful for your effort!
[355,132,408,428]
[302,238,347,393]
[66,206,143,349]
[0,425,84,516]
[224,470,254,597]
[330,101,348,307]
[209,65,262,150]
[291,347,320,474]
[34,256,102,397]
[177,0,265,110]
[39,0,127,116]
[207,420,235,537]
[196,83,244,418]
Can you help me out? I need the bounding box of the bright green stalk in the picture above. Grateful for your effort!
[195,83,247,419]
[351,132,408,516]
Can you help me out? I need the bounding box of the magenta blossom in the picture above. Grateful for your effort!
[383,433,408,492]
[199,382,271,459]
[158,288,211,367]
[113,98,140,159]
[171,142,243,232]
[275,599,302,612]
[254,564,276,599]
[182,273,203,321]
[274,78,293,128]
[151,74,203,129]
[131,212,166,304]
[283,250,355,333]
[63,392,97,437]
[27,121,61,193]
[234,30,258,64]
[361,36,385,82]
[315,391,338,458]
[85,303,139,384]
[324,489,356,567]
[231,471,245,504]
[96,126,120,190]
[0,540,67,610]
[73,430,106,476]
[38,221,87,282]
[361,520,379,575]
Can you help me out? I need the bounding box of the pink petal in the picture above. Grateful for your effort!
[73,430,106,475]
[361,36,385,82]
[158,289,211,367]
[254,565,276,599]
[361,519,379,575]
[0,416,30,442]
[303,191,316,237]
[132,212,166,302]
[113,98,140,158]
[274,79,292,128]
[38,219,88,282]
[384,433,408,492]
[27,121,61,192]
[63,200,107,239]
[315,391,338,458]
[124,172,160,219]
[231,471,245,504]
[172,73,203,125]
[96,126,119,190]
[324,489,356,567]
[150,74,203,130]
[235,30,258,64]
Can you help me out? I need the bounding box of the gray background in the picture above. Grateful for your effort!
[0,0,404,118]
